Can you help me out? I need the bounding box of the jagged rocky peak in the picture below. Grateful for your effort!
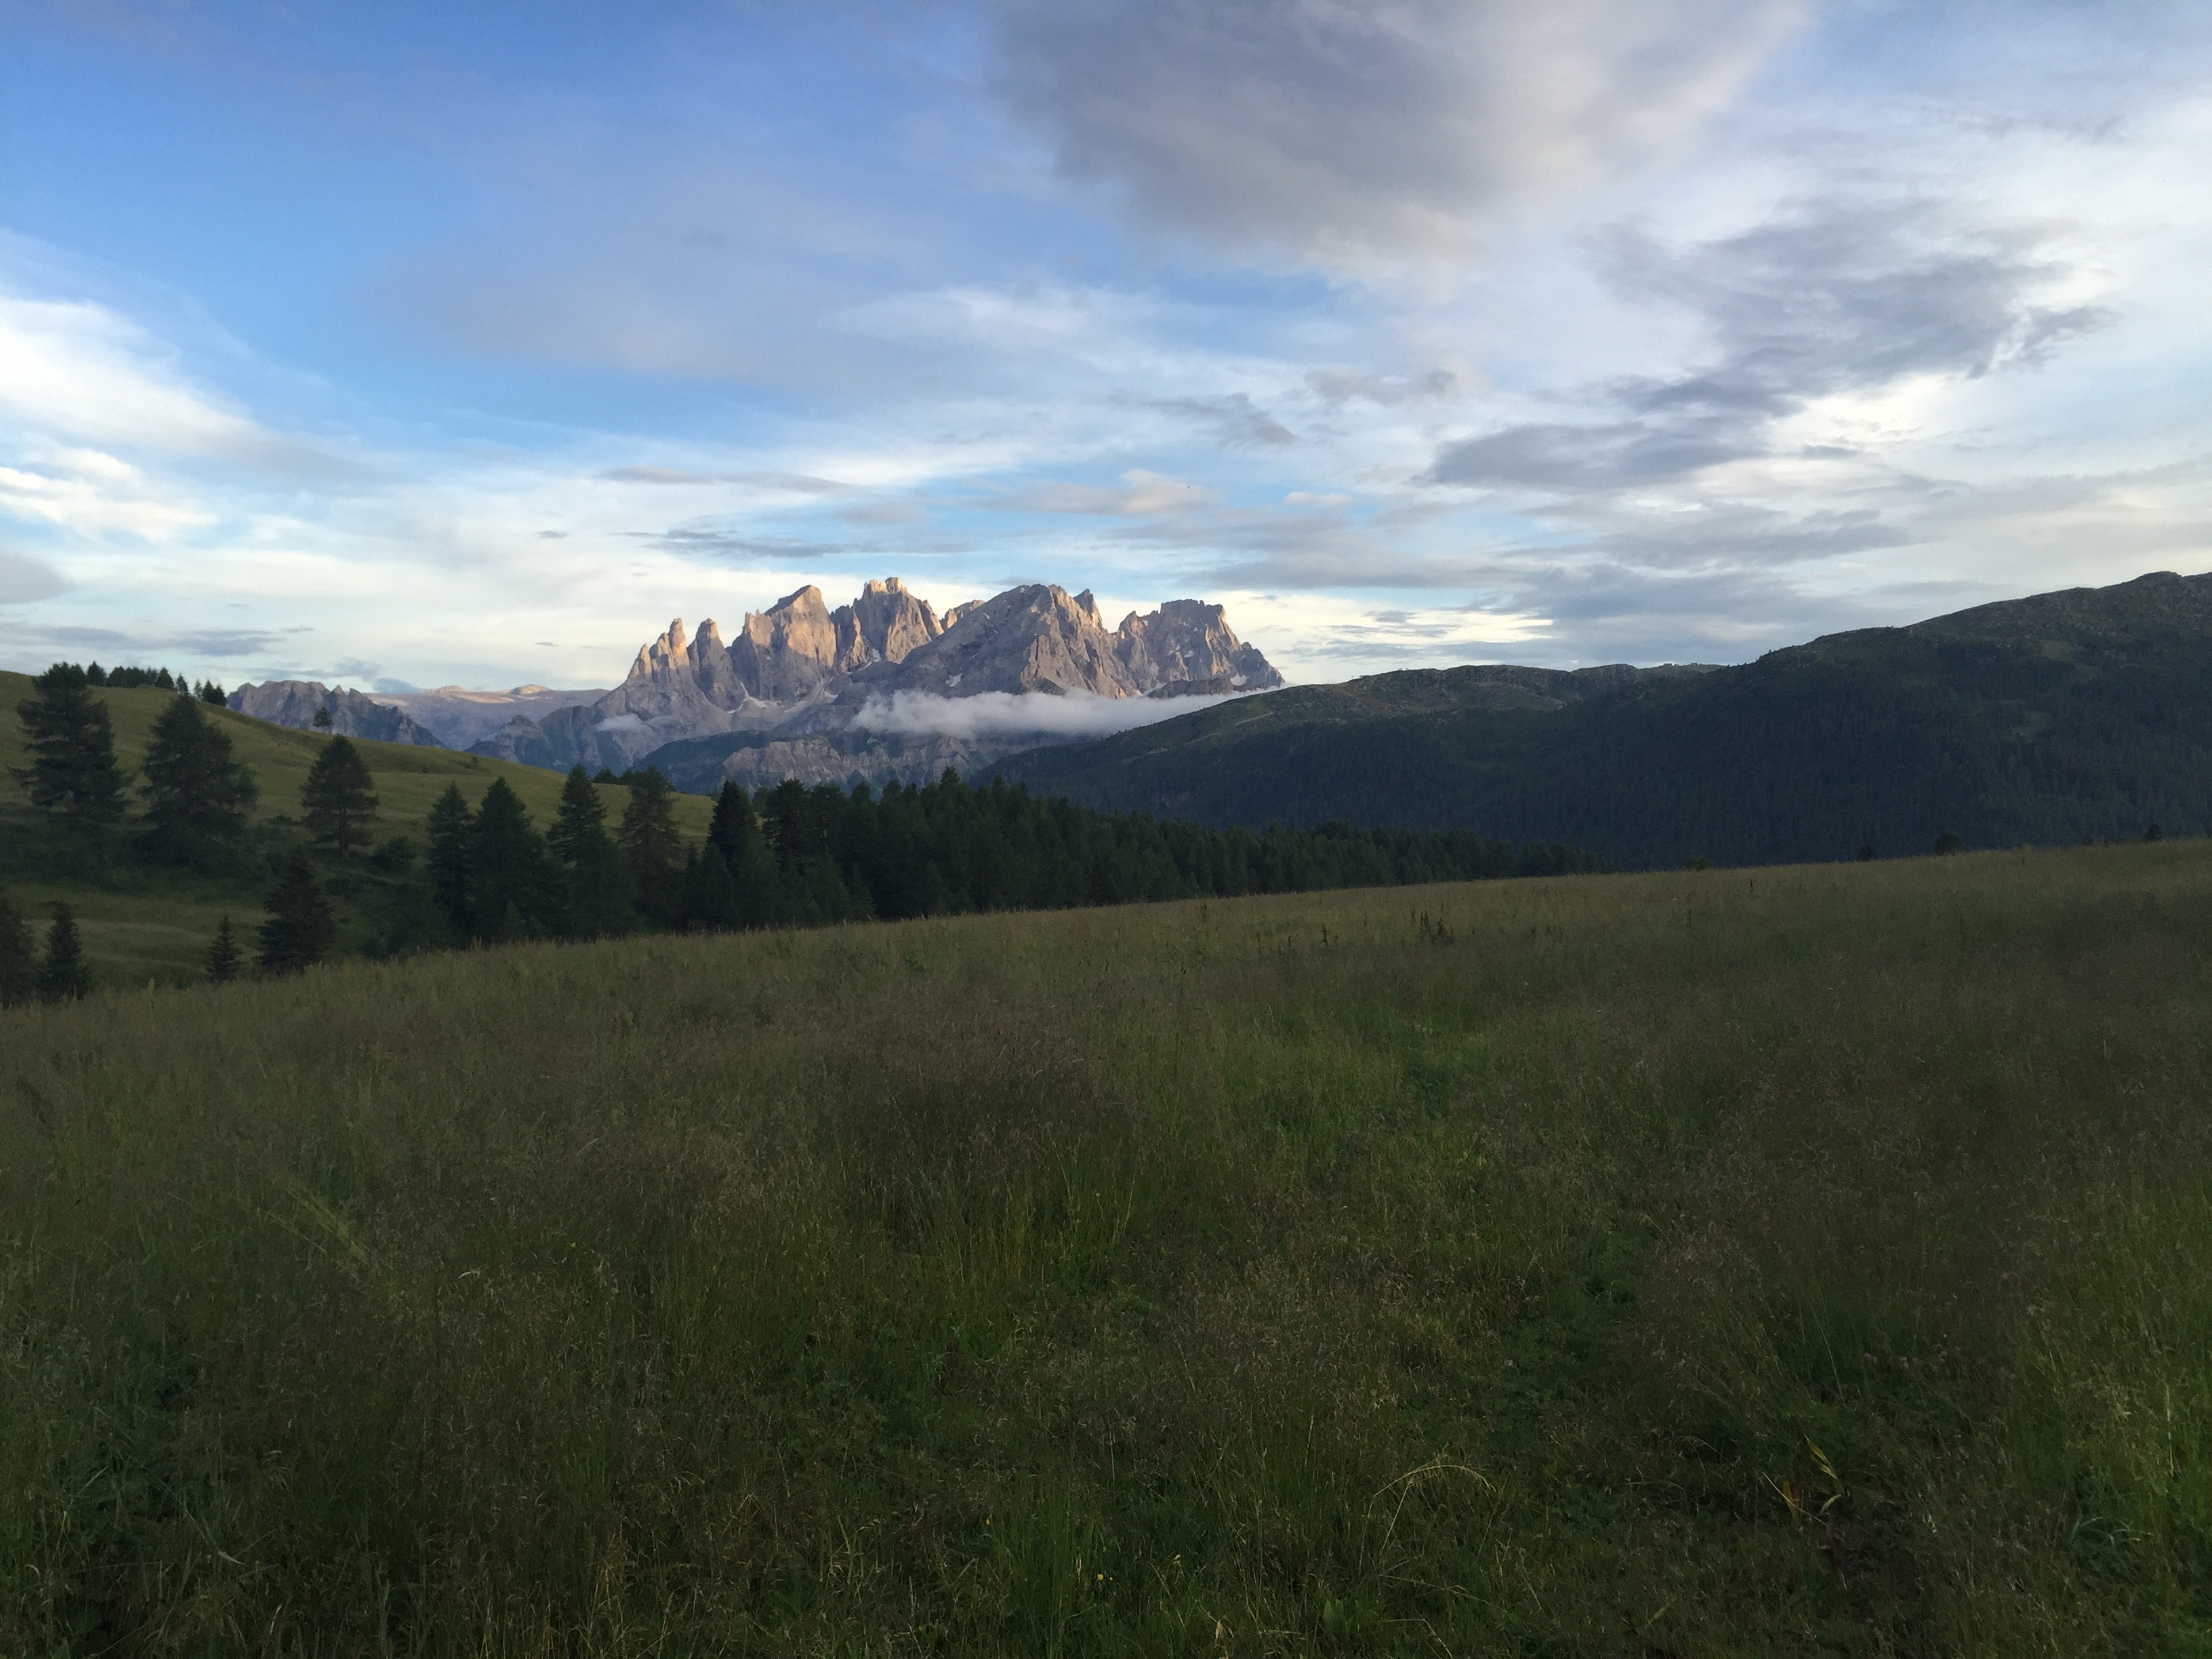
[729,585,842,702]
[1116,598,1282,692]
[870,583,1143,698]
[835,577,941,670]
[629,619,689,683]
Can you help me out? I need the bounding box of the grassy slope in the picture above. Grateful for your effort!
[7,844,2212,1653]
[0,668,712,985]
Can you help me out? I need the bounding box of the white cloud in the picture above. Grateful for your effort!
[851,687,1258,741]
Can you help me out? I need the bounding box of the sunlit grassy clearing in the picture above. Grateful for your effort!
[5,844,2212,1653]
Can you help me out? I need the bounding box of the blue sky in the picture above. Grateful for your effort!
[3,0,2209,691]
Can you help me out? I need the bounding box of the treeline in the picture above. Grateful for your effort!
[419,764,1602,943]
[84,662,227,700]
[5,659,1600,998]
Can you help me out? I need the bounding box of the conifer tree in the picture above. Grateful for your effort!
[548,764,609,865]
[198,680,226,706]
[617,768,685,924]
[206,914,242,983]
[140,693,259,865]
[470,777,552,940]
[548,765,630,938]
[0,892,34,1008]
[681,843,742,931]
[37,903,91,1002]
[426,784,474,932]
[312,705,333,731]
[12,663,126,827]
[300,735,378,856]
[258,855,335,974]
[708,780,754,861]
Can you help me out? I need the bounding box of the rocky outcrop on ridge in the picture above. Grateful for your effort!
[468,577,1281,783]
[228,681,445,747]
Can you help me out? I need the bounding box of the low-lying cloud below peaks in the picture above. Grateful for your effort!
[849,689,1255,743]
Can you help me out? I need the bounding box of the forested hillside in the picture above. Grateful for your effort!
[996,571,2212,868]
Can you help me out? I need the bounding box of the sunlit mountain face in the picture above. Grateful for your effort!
[3,1,2209,693]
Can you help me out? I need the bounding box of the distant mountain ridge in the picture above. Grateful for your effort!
[226,682,445,747]
[994,571,2212,867]
[471,577,1282,785]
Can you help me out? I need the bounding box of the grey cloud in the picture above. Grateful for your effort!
[983,0,1805,264]
[12,624,285,659]
[1307,368,1458,407]
[1429,199,2111,495]
[0,547,67,605]
[1148,392,1296,449]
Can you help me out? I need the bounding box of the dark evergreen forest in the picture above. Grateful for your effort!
[422,766,1600,947]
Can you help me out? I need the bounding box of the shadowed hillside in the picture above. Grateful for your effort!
[996,572,2212,867]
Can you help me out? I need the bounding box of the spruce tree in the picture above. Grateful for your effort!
[301,735,378,856]
[617,768,684,925]
[708,780,755,862]
[198,680,226,706]
[140,693,259,865]
[681,843,742,931]
[37,903,91,1002]
[470,778,551,940]
[0,892,34,1008]
[12,663,126,827]
[206,915,242,983]
[426,785,474,933]
[548,766,630,938]
[258,855,335,974]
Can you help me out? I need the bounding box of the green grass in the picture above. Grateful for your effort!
[1,669,712,985]
[7,844,2212,1653]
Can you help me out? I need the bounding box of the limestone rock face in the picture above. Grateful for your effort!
[228,681,445,747]
[865,585,1143,698]
[834,577,942,671]
[1115,600,1284,693]
[687,619,752,710]
[730,586,844,702]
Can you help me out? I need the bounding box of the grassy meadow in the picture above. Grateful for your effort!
[6,842,2212,1654]
[0,668,712,985]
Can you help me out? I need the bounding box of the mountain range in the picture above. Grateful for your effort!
[429,578,1277,786]
[996,571,2212,867]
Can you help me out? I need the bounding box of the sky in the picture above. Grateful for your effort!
[1,0,2209,693]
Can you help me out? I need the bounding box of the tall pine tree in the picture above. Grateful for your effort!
[470,778,552,941]
[426,784,474,933]
[140,693,258,865]
[617,768,685,926]
[258,855,335,974]
[548,765,630,939]
[300,736,378,856]
[12,663,125,828]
